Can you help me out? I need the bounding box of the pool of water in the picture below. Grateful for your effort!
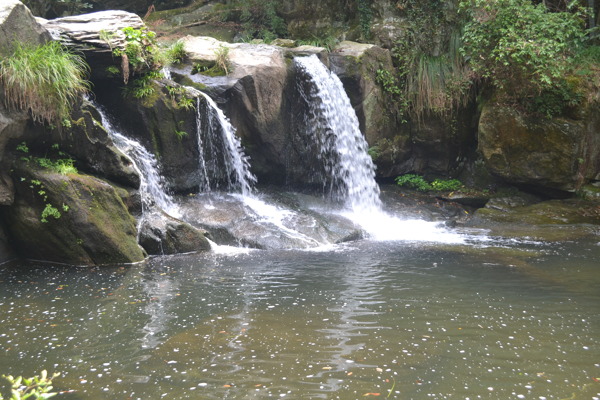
[1,237,599,399]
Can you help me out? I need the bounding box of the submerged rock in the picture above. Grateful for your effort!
[3,163,146,265]
[139,210,211,255]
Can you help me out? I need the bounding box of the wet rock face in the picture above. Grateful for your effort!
[478,103,600,194]
[0,0,50,55]
[3,163,146,265]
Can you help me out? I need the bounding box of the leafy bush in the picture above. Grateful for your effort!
[0,370,60,399]
[395,174,464,192]
[431,178,463,191]
[0,41,90,126]
[460,0,587,105]
[395,174,432,191]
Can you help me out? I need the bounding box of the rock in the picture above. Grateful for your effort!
[438,192,491,208]
[41,10,145,79]
[579,184,600,201]
[271,38,296,48]
[177,193,363,250]
[0,220,15,265]
[138,211,211,255]
[478,103,600,194]
[0,0,50,56]
[94,80,201,193]
[0,104,29,206]
[2,163,146,265]
[182,36,292,184]
[329,41,400,165]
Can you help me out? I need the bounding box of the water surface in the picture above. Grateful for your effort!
[0,238,599,399]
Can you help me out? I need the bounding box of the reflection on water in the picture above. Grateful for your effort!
[0,239,599,399]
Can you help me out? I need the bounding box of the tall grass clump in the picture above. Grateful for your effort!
[0,41,90,126]
[405,30,472,120]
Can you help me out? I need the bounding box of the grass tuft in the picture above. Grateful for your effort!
[0,41,90,126]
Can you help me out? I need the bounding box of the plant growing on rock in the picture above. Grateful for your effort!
[0,41,90,126]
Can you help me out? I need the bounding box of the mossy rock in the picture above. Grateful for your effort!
[3,162,146,265]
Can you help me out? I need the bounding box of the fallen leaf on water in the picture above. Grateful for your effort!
[363,393,380,396]
[376,368,383,373]
[223,384,232,388]
[322,366,332,370]
[347,372,353,376]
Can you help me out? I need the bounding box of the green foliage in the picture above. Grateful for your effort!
[357,0,373,40]
[367,145,380,161]
[174,130,188,140]
[376,69,401,96]
[41,204,61,223]
[0,370,59,399]
[178,97,195,111]
[395,174,464,192]
[239,0,287,40]
[165,40,186,65]
[113,27,159,73]
[0,41,90,126]
[214,45,230,75]
[16,142,29,154]
[191,46,230,76]
[123,71,162,99]
[431,178,463,191]
[395,174,432,191]
[460,0,587,109]
[35,157,77,175]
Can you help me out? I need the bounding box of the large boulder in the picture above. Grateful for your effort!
[478,103,600,193]
[0,0,50,55]
[3,163,146,265]
[181,37,294,185]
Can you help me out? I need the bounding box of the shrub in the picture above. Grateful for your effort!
[0,370,60,399]
[460,0,587,104]
[395,174,464,192]
[395,174,432,191]
[0,41,90,126]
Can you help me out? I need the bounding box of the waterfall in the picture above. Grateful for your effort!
[93,103,181,218]
[294,55,382,213]
[194,92,256,196]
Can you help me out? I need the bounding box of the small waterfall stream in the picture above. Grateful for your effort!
[294,55,382,213]
[94,103,181,218]
[294,55,463,243]
[195,92,256,196]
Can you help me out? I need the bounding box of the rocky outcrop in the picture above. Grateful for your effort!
[3,163,146,265]
[0,0,50,55]
[478,103,600,194]
[139,211,211,255]
[95,80,201,193]
[41,10,144,79]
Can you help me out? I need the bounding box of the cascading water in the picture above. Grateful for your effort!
[195,92,256,197]
[294,55,463,243]
[294,55,382,213]
[93,103,181,218]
